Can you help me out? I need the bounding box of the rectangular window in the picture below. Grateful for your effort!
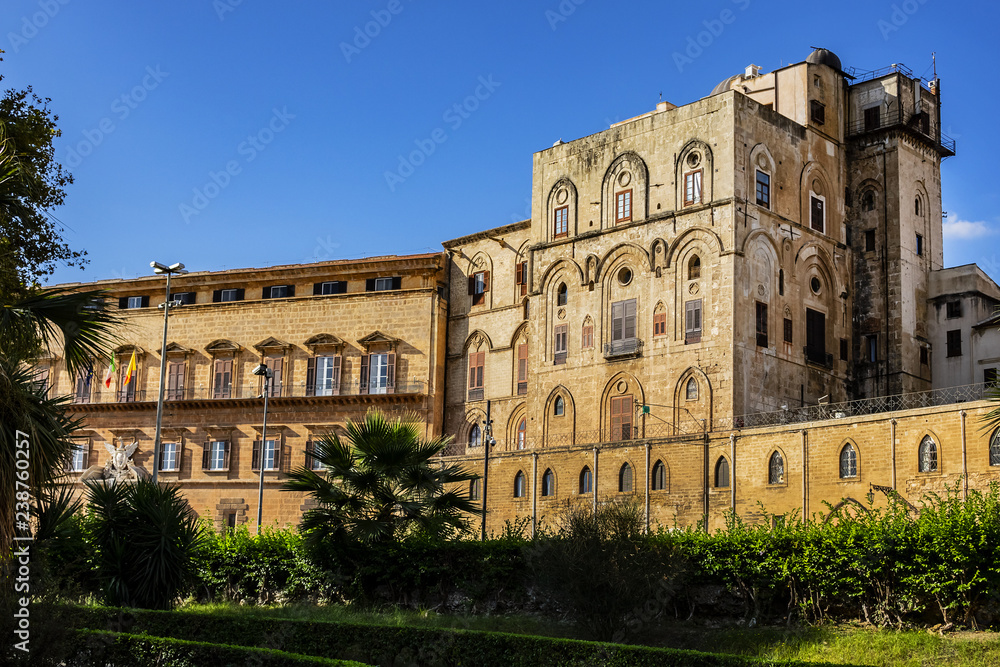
[204,441,229,471]
[469,271,489,306]
[264,356,283,397]
[116,364,135,402]
[916,233,923,257]
[685,299,702,344]
[947,329,962,357]
[653,311,666,337]
[684,170,702,206]
[866,335,878,362]
[865,229,876,252]
[211,288,244,303]
[170,292,196,305]
[306,441,325,470]
[366,353,395,395]
[468,351,484,401]
[166,360,185,400]
[517,343,528,395]
[70,441,89,472]
[864,105,881,131]
[581,322,594,349]
[553,206,569,238]
[212,358,233,399]
[365,277,402,292]
[515,261,527,297]
[611,299,637,342]
[840,338,849,361]
[783,317,793,344]
[160,442,179,472]
[946,300,963,319]
[805,308,827,365]
[755,170,770,208]
[253,439,279,472]
[810,100,825,125]
[315,281,347,295]
[310,355,341,396]
[920,347,929,366]
[610,395,633,441]
[554,324,568,365]
[74,368,93,404]
[755,302,768,347]
[986,368,998,387]
[615,190,632,223]
[119,295,150,309]
[810,196,825,233]
[263,285,294,299]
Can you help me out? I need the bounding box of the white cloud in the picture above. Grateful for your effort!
[942,214,996,240]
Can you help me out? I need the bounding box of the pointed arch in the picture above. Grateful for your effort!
[714,456,730,488]
[541,468,556,497]
[651,459,669,492]
[664,227,724,269]
[601,373,645,442]
[546,176,579,241]
[839,440,859,479]
[800,161,834,237]
[674,367,713,432]
[677,139,714,208]
[462,330,494,354]
[594,242,654,283]
[543,385,576,447]
[601,151,649,228]
[767,448,786,485]
[537,257,586,292]
[506,403,528,451]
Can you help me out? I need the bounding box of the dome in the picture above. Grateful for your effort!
[709,74,741,97]
[806,48,843,73]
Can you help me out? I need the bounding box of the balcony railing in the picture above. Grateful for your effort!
[804,346,834,368]
[603,338,643,360]
[70,380,427,405]
[846,106,955,155]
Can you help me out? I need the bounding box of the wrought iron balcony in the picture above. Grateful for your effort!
[69,381,427,404]
[846,107,955,156]
[603,338,643,360]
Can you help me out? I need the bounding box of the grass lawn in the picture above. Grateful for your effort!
[178,603,1000,667]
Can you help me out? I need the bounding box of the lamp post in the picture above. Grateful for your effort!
[252,363,273,534]
[150,261,187,483]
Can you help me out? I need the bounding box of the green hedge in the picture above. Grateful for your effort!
[64,606,853,667]
[63,630,370,666]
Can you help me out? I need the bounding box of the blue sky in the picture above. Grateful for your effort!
[3,0,998,286]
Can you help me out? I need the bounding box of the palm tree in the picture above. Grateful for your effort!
[282,409,481,546]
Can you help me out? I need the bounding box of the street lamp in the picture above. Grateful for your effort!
[252,362,273,534]
[151,261,187,484]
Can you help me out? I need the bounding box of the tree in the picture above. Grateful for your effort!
[1,57,81,297]
[282,409,481,547]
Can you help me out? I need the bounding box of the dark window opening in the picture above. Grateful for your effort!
[946,330,962,357]
[810,100,825,125]
[755,301,768,348]
[865,229,876,252]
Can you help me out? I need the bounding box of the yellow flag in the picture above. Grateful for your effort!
[123,350,137,386]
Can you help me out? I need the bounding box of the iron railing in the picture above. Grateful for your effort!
[717,382,990,431]
[846,106,955,155]
[70,380,427,405]
[603,338,643,360]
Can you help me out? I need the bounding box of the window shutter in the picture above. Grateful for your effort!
[517,343,528,382]
[305,358,316,397]
[391,277,401,290]
[286,284,295,297]
[81,444,89,470]
[235,288,245,301]
[332,355,342,393]
[176,444,184,471]
[385,353,395,394]
[158,445,166,471]
[360,354,370,394]
[313,282,322,295]
[268,358,283,396]
[482,271,490,292]
[223,442,231,470]
[252,439,261,471]
[263,287,271,299]
[202,443,210,470]
[140,295,150,308]
[515,262,523,284]
[611,301,624,342]
[467,276,475,295]
[469,354,476,389]
[305,440,314,469]
[624,299,636,339]
[477,352,485,388]
[118,297,128,309]
[212,290,222,303]
[366,278,376,292]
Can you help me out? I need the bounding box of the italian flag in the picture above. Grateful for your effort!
[123,350,137,386]
[103,354,116,388]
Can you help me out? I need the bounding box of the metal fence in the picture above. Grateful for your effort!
[72,380,427,404]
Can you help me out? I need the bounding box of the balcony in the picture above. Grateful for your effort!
[603,338,643,360]
[69,380,427,405]
[804,346,834,369]
[846,106,955,156]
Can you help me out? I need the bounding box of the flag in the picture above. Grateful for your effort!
[83,363,93,389]
[103,354,116,388]
[123,350,137,386]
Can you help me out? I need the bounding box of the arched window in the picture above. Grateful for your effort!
[651,460,666,491]
[557,283,568,306]
[914,197,921,216]
[862,191,875,211]
[990,429,1000,467]
[468,424,481,448]
[839,443,858,478]
[513,471,525,498]
[579,466,592,493]
[516,418,526,450]
[542,469,554,496]
[768,451,784,484]
[553,396,565,416]
[619,463,633,492]
[688,255,701,280]
[686,377,698,401]
[919,436,938,472]
[715,457,730,488]
[469,478,481,501]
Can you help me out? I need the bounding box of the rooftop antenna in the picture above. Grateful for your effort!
[932,51,937,79]
[659,91,662,102]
